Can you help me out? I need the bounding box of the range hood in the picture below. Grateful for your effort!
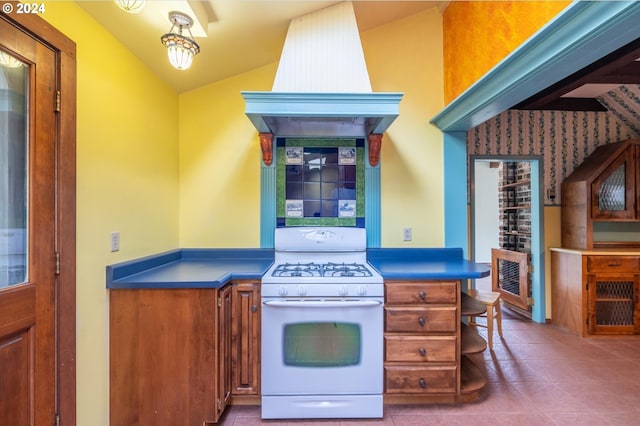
[242,1,402,165]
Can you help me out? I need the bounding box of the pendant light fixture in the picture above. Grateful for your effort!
[114,0,145,14]
[160,11,200,71]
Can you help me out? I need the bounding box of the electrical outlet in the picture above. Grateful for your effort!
[403,227,412,241]
[110,232,120,252]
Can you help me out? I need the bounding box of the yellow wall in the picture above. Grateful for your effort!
[42,3,180,425]
[443,1,570,103]
[362,7,445,246]
[178,64,276,247]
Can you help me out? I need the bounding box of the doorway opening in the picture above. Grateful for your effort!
[470,156,545,323]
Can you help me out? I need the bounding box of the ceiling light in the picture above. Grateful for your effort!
[160,11,200,71]
[114,0,145,14]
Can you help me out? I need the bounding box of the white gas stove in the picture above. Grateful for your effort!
[261,227,384,420]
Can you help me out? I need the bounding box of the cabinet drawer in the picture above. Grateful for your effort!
[385,306,457,333]
[385,365,456,394]
[385,335,456,362]
[385,281,457,305]
[587,256,640,272]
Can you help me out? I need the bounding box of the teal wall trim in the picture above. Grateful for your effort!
[443,132,468,254]
[365,138,381,247]
[430,1,640,132]
[260,154,277,248]
[530,160,545,323]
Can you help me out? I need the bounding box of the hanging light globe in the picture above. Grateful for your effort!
[160,12,200,71]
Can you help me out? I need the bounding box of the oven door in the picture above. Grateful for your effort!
[261,297,383,396]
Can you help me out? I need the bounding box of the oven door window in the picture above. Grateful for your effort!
[283,322,361,367]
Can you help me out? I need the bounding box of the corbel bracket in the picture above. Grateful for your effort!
[368,134,383,166]
[259,132,274,166]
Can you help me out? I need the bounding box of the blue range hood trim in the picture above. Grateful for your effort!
[242,91,403,137]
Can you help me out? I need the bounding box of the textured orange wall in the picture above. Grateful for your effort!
[443,1,570,104]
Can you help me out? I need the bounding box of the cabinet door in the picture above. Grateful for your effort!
[591,147,636,219]
[217,285,232,418]
[231,281,261,395]
[587,274,638,335]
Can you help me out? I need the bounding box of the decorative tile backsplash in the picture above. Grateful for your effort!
[467,93,639,205]
[276,138,366,227]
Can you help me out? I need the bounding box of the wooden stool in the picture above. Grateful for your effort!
[467,289,503,350]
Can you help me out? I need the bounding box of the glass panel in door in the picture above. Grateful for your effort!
[598,163,626,211]
[0,51,28,288]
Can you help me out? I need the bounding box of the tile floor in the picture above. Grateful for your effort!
[220,276,640,425]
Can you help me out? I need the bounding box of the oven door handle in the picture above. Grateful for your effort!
[263,300,382,309]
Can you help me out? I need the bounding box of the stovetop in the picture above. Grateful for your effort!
[261,227,384,297]
[270,262,374,278]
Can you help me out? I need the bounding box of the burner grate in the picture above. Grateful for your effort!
[271,262,373,278]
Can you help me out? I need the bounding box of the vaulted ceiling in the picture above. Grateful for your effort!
[77,1,447,93]
[79,1,639,120]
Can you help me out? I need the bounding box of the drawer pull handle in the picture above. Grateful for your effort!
[418,317,425,326]
[418,291,426,300]
[608,263,621,267]
[419,378,426,389]
[419,347,427,357]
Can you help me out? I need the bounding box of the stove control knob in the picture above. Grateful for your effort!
[278,286,288,297]
[297,286,307,296]
[339,286,349,297]
[357,286,367,296]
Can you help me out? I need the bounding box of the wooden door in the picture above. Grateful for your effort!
[0,18,57,426]
[491,248,531,314]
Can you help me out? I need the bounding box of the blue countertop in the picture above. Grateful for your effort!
[367,248,490,280]
[107,249,275,289]
[107,247,489,289]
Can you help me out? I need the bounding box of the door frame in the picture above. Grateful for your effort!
[470,155,546,323]
[1,6,77,425]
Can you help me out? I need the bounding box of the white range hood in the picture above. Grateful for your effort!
[242,1,402,144]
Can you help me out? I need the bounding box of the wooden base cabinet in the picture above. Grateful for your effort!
[551,249,640,336]
[383,280,487,403]
[110,287,231,426]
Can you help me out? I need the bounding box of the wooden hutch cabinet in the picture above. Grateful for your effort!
[553,139,640,336]
[561,138,640,250]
